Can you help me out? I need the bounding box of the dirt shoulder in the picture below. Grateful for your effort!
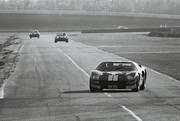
[0,34,22,98]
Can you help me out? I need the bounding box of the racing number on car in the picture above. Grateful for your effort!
[108,75,113,81]
[108,75,118,81]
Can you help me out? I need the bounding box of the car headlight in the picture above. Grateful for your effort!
[91,72,102,80]
[127,73,137,80]
[92,75,100,80]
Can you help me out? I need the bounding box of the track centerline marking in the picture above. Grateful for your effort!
[57,48,90,78]
[121,105,142,121]
[104,93,112,97]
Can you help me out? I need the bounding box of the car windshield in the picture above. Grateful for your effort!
[57,35,66,37]
[31,31,38,33]
[96,62,137,71]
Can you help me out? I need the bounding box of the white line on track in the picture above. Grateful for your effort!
[19,45,24,53]
[0,79,8,99]
[121,105,142,121]
[146,67,180,84]
[57,48,90,78]
[104,93,112,97]
[57,48,143,121]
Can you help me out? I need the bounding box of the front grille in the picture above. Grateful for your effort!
[101,81,126,89]
[100,75,127,81]
[99,74,134,89]
[118,75,127,81]
[100,75,109,80]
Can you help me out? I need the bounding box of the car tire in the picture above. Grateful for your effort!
[132,76,140,92]
[90,85,97,92]
[55,40,57,43]
[140,70,147,90]
[140,81,145,90]
[132,83,139,92]
[89,78,98,92]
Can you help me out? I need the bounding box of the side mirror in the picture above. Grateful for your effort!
[139,65,142,68]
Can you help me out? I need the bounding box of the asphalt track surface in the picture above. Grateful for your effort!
[0,33,180,121]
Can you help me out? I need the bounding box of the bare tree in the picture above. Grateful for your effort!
[24,0,30,10]
[1,0,180,15]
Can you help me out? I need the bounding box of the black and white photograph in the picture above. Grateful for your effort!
[0,0,180,120]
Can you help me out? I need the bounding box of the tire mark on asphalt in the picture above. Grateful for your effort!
[75,115,81,121]
[46,103,51,116]
[57,88,63,102]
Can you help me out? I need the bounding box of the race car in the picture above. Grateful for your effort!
[29,30,40,38]
[89,61,147,92]
[55,33,69,43]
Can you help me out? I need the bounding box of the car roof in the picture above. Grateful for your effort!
[96,60,135,66]
[95,60,140,70]
[96,60,138,67]
[100,60,134,63]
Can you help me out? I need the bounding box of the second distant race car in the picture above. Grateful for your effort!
[55,33,69,43]
[29,30,40,38]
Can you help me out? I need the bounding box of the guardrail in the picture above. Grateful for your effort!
[81,28,170,33]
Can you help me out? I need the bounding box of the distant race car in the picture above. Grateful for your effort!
[29,30,40,38]
[55,33,69,43]
[89,61,147,92]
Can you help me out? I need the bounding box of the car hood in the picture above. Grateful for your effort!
[103,71,136,75]
[92,70,137,76]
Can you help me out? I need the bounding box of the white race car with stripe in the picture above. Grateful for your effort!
[89,61,147,92]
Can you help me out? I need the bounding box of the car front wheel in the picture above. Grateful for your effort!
[140,80,146,90]
[132,77,140,92]
[89,78,98,92]
[132,83,139,92]
[90,85,98,92]
[140,70,147,90]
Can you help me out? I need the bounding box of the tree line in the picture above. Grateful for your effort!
[0,0,180,15]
